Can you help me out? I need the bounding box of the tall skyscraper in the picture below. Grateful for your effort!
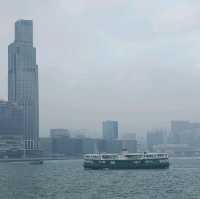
[102,120,118,140]
[8,20,39,150]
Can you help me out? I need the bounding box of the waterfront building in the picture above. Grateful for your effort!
[171,121,190,144]
[153,144,200,157]
[51,136,82,157]
[8,20,39,150]
[102,120,118,140]
[50,129,70,138]
[122,133,136,140]
[48,132,138,157]
[147,130,164,151]
[82,138,97,154]
[122,140,137,153]
[171,120,200,145]
[104,139,123,153]
[0,101,24,158]
[39,137,52,157]
[95,139,107,153]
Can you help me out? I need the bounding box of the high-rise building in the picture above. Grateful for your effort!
[102,120,118,140]
[0,101,24,158]
[8,20,39,150]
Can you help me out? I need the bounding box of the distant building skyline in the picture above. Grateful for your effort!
[171,120,200,145]
[122,133,137,140]
[1,20,200,140]
[147,129,165,151]
[8,20,39,150]
[102,120,118,140]
[50,129,70,138]
[1,2,200,137]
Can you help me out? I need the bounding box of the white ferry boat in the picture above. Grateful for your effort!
[83,151,169,170]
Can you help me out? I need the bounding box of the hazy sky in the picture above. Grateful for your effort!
[1,0,200,137]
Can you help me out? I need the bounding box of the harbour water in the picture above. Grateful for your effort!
[1,158,200,199]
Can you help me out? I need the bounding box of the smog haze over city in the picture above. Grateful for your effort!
[2,1,200,199]
[1,0,200,137]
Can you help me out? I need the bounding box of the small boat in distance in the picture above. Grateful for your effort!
[29,160,44,165]
[83,151,169,170]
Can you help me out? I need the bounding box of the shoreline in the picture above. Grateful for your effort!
[0,157,83,163]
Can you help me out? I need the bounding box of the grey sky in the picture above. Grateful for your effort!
[1,0,200,137]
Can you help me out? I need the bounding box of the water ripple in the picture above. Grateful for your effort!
[0,159,200,199]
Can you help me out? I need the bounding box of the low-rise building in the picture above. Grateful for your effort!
[147,130,165,151]
[0,101,24,158]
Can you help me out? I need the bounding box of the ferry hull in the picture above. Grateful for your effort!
[84,159,169,170]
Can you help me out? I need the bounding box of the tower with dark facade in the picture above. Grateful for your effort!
[102,120,118,140]
[8,20,39,150]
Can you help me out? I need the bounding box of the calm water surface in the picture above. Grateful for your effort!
[0,158,200,199]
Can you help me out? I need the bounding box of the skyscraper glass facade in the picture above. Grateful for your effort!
[8,20,39,150]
